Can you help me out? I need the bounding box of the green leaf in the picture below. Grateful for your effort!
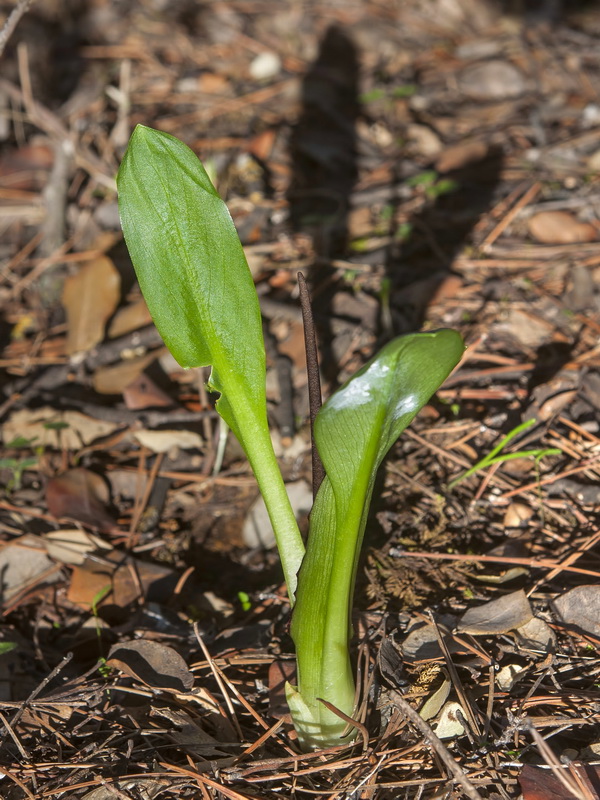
[117,125,264,399]
[117,126,304,600]
[289,329,464,749]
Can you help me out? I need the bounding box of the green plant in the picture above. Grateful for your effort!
[448,417,561,491]
[91,584,112,678]
[117,125,464,750]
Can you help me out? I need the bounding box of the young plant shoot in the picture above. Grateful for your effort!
[117,125,464,750]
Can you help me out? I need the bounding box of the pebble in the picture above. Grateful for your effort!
[459,60,526,100]
[250,51,282,81]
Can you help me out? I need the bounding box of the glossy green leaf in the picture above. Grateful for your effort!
[289,329,464,749]
[117,126,304,600]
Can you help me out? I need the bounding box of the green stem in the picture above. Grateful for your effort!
[235,405,305,604]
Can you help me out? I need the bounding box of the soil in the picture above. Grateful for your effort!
[1,1,600,798]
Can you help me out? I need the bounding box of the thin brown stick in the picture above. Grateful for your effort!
[298,272,325,497]
[388,691,484,800]
[0,0,35,59]
[316,697,369,752]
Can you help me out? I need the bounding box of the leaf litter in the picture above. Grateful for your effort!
[1,0,600,797]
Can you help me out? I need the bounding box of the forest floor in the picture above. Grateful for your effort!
[1,1,600,798]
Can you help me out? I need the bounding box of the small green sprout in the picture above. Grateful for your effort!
[117,125,464,750]
[238,591,252,612]
[448,418,561,491]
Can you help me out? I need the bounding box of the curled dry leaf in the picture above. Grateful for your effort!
[419,675,451,721]
[457,589,533,636]
[62,256,121,354]
[45,468,116,532]
[496,663,525,691]
[519,763,600,800]
[527,210,597,244]
[107,639,193,692]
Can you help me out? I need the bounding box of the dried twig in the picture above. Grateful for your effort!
[298,272,325,497]
[0,0,35,59]
[388,690,484,800]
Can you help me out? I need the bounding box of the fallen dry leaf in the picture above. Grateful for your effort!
[519,763,600,800]
[133,428,203,453]
[527,210,597,244]
[107,639,193,692]
[0,535,61,601]
[67,551,177,608]
[45,468,116,532]
[435,139,490,173]
[92,351,162,395]
[107,297,153,338]
[2,407,119,449]
[123,372,174,410]
[554,585,600,640]
[513,616,556,652]
[62,256,121,354]
[44,529,111,566]
[457,589,533,636]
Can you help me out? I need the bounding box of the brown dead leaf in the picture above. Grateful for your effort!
[107,639,193,691]
[92,351,161,395]
[0,534,61,601]
[527,211,597,244]
[62,256,121,354]
[519,763,600,800]
[269,659,295,719]
[435,140,490,173]
[107,297,153,339]
[45,468,116,532]
[133,428,203,453]
[513,616,556,652]
[68,551,177,608]
[123,372,174,410]
[2,407,119,449]
[457,590,533,636]
[554,585,600,640]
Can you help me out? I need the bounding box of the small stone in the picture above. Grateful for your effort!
[407,124,442,157]
[459,60,526,101]
[249,51,282,81]
[503,502,533,528]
